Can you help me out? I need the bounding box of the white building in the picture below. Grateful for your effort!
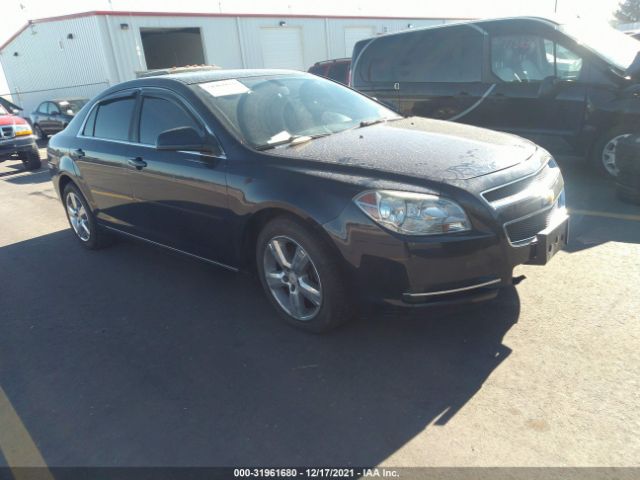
[0,10,462,113]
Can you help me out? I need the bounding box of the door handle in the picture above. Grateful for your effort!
[74,148,85,158]
[128,157,147,170]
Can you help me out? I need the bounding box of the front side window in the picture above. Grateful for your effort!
[92,97,136,141]
[543,40,583,80]
[138,96,200,145]
[491,34,556,82]
[48,102,60,114]
[37,103,48,114]
[195,74,398,149]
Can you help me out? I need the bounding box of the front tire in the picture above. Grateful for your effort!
[256,216,353,333]
[19,148,41,170]
[62,183,112,250]
[591,126,637,178]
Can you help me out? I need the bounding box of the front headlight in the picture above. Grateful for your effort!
[354,190,471,235]
[14,125,33,136]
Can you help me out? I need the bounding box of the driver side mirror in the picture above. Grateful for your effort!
[156,126,223,156]
[538,76,562,99]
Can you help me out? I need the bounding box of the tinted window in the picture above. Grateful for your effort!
[491,34,556,82]
[83,105,98,136]
[138,97,199,145]
[327,62,349,84]
[357,26,483,83]
[93,97,136,141]
[308,65,325,75]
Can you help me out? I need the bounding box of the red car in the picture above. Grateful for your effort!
[0,98,40,170]
[308,58,351,85]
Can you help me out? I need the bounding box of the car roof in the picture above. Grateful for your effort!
[314,58,351,65]
[357,16,560,42]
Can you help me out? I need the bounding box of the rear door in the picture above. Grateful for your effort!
[125,89,231,263]
[74,92,139,232]
[351,36,400,110]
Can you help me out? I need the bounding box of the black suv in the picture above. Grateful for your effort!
[351,17,640,178]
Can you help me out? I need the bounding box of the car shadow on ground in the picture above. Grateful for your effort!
[0,229,519,467]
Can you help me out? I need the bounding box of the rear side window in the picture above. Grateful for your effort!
[92,97,136,141]
[356,26,483,83]
[138,96,199,145]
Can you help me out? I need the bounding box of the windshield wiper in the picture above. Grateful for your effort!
[357,116,404,129]
[255,133,331,151]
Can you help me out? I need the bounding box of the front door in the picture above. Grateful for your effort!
[125,91,231,264]
[473,31,587,150]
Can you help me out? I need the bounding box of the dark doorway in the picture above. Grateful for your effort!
[140,27,205,70]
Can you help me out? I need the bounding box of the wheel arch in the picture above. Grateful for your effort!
[238,207,344,273]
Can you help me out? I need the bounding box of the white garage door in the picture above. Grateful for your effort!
[260,28,304,70]
[344,27,375,57]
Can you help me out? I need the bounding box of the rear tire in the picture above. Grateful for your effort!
[19,148,41,170]
[591,126,637,178]
[62,183,113,250]
[256,216,353,333]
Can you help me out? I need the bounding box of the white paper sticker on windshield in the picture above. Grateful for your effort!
[199,79,250,97]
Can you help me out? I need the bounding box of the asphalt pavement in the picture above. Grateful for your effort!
[0,149,638,469]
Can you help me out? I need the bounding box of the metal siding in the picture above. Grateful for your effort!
[0,16,109,114]
[0,13,455,113]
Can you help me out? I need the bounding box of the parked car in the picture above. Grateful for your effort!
[0,100,40,170]
[351,17,640,178]
[30,98,88,139]
[48,69,568,332]
[615,135,640,203]
[308,58,351,84]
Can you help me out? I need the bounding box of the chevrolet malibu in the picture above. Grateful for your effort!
[48,70,569,332]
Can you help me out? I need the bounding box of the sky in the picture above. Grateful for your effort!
[0,0,624,96]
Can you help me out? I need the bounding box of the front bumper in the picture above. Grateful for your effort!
[323,203,569,307]
[0,135,37,158]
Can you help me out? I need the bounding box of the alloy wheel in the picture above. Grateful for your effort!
[263,236,322,321]
[602,134,631,177]
[66,192,91,242]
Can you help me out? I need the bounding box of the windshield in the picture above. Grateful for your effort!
[194,74,399,148]
[0,105,8,115]
[57,99,88,115]
[559,21,640,72]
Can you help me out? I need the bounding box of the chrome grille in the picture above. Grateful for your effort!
[482,159,560,209]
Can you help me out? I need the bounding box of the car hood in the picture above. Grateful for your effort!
[268,117,538,182]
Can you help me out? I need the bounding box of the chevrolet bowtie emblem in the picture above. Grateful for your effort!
[543,190,556,206]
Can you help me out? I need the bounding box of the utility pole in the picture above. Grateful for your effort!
[555,0,559,13]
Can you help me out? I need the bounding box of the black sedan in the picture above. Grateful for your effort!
[47,70,569,332]
[30,98,88,139]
